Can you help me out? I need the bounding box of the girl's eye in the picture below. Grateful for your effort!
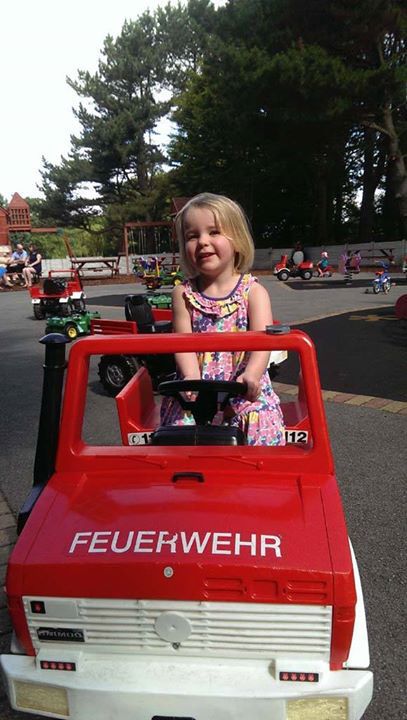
[210,229,219,236]
[185,234,197,241]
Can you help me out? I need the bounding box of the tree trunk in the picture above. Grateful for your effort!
[358,127,376,244]
[315,160,328,245]
[383,104,407,240]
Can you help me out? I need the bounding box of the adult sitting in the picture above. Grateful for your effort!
[0,248,13,290]
[7,243,28,283]
[0,249,14,290]
[22,244,42,287]
[290,241,310,267]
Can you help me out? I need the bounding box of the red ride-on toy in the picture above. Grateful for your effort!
[0,327,372,720]
[29,269,86,320]
[274,253,314,281]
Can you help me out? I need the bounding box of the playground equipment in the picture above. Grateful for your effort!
[0,327,373,720]
[45,311,101,340]
[133,255,183,290]
[274,254,314,281]
[372,263,392,294]
[30,270,86,320]
[0,193,57,247]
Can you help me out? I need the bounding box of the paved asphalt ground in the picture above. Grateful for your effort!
[0,272,406,719]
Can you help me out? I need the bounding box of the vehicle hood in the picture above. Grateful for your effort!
[9,469,352,605]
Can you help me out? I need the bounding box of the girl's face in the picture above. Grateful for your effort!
[183,206,235,277]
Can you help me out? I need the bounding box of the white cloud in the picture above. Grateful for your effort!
[0,0,225,202]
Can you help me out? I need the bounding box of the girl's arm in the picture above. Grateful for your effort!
[172,284,201,379]
[237,282,273,401]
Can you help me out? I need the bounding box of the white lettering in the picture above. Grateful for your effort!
[156,531,178,553]
[134,531,156,553]
[211,532,232,554]
[111,531,134,553]
[180,531,211,554]
[235,533,256,556]
[89,531,111,553]
[69,530,283,558]
[261,535,281,558]
[69,532,92,554]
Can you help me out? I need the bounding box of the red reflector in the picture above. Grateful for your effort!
[30,600,46,614]
[279,671,319,682]
[40,660,76,671]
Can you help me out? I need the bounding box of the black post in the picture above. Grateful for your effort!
[33,333,69,486]
[18,333,69,534]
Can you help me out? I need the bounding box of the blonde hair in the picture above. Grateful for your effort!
[175,193,254,277]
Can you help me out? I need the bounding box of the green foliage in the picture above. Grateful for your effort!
[36,0,407,249]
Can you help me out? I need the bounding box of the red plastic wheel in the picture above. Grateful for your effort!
[395,294,407,319]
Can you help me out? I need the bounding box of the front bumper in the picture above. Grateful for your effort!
[1,653,373,720]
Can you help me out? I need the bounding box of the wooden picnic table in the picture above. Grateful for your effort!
[70,257,120,277]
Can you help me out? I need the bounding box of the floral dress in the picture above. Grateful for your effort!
[160,273,285,446]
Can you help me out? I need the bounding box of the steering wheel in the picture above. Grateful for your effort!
[158,379,248,425]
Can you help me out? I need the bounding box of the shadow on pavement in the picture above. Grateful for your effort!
[277,307,407,402]
[86,294,127,307]
[283,277,381,291]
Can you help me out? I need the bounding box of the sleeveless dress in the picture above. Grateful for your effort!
[160,273,285,446]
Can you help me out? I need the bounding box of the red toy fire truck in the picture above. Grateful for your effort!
[0,326,372,719]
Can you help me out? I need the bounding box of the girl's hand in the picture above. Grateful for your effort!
[181,374,201,401]
[236,372,261,402]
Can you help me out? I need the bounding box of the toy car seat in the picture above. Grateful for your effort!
[124,294,175,388]
[43,278,66,295]
[125,294,172,334]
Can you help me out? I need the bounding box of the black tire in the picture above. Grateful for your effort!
[72,298,86,311]
[33,304,45,320]
[301,270,313,280]
[383,280,391,294]
[277,270,290,282]
[373,282,380,294]
[98,355,140,396]
[64,323,79,340]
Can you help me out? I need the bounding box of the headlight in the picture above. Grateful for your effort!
[287,696,347,720]
[14,680,69,716]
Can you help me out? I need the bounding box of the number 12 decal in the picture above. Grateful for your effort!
[285,430,309,444]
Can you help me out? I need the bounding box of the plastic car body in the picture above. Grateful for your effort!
[0,327,372,720]
[29,269,86,320]
[372,264,391,294]
[274,254,314,281]
[134,256,183,290]
[145,291,172,309]
[93,295,287,397]
[92,296,174,395]
[45,311,101,340]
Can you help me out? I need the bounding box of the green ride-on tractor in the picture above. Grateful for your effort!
[45,311,101,341]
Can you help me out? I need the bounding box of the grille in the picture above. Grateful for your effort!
[26,598,332,660]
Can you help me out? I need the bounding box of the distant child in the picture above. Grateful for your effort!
[160,192,285,446]
[317,251,329,277]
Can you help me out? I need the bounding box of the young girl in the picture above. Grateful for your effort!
[317,251,329,277]
[160,193,285,446]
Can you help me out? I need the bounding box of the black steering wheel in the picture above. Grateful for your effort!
[158,379,248,425]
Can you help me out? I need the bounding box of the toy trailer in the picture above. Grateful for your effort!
[1,329,373,720]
